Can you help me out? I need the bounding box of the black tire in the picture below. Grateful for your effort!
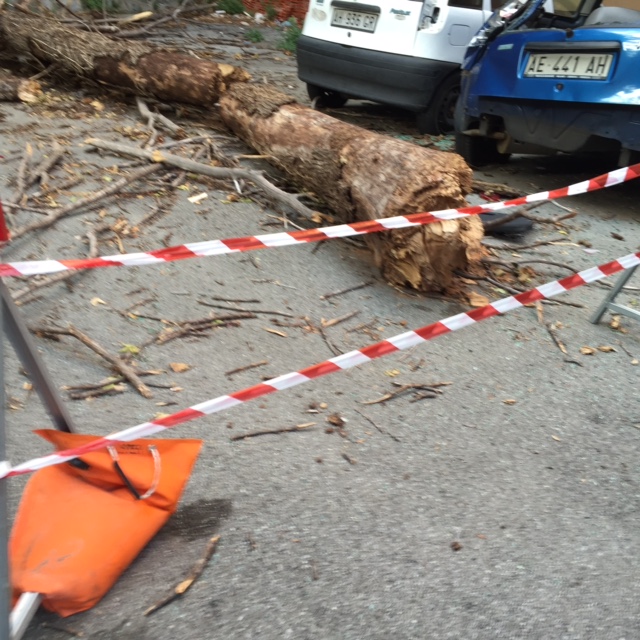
[479,212,534,236]
[454,131,510,168]
[307,83,348,109]
[416,74,461,135]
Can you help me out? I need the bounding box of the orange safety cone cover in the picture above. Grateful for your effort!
[10,430,202,617]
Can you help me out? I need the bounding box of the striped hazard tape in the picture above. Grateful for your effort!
[2,249,638,479]
[0,163,638,278]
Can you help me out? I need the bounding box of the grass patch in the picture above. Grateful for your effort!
[246,28,265,43]
[277,17,301,54]
[218,0,246,15]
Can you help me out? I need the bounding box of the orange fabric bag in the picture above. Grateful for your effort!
[10,430,202,617]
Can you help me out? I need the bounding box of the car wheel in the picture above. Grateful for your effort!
[307,84,348,109]
[479,212,533,236]
[416,74,461,135]
[455,131,510,167]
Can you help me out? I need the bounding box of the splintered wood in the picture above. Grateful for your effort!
[219,85,483,292]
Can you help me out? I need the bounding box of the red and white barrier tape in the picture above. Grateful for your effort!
[1,164,638,278]
[1,250,638,479]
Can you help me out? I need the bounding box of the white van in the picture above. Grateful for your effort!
[296,0,501,134]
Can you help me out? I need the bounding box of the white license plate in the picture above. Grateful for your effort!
[331,9,378,32]
[524,52,613,79]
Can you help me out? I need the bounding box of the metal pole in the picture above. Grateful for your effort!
[0,282,74,433]
[0,280,12,640]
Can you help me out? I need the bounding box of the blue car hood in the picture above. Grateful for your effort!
[471,23,640,106]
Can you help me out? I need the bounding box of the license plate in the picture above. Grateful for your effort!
[524,52,613,79]
[331,9,378,32]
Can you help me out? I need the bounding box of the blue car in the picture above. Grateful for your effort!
[455,0,640,166]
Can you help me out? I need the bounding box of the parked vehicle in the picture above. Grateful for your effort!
[455,0,640,166]
[296,0,502,134]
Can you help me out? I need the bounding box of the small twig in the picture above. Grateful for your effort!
[137,97,159,149]
[526,210,577,226]
[117,0,194,39]
[321,311,360,328]
[144,534,221,617]
[40,621,84,637]
[170,144,206,188]
[362,382,450,405]
[251,279,297,290]
[341,452,357,465]
[482,203,541,231]
[158,135,208,150]
[457,270,585,308]
[197,301,296,318]
[482,258,578,273]
[225,360,268,377]
[230,423,315,441]
[617,340,636,359]
[320,281,374,300]
[483,236,567,252]
[52,0,95,30]
[28,63,60,81]
[354,408,400,442]
[147,313,255,346]
[68,383,126,400]
[32,324,153,398]
[12,164,163,239]
[318,324,341,356]
[9,143,33,208]
[13,226,105,305]
[545,322,568,355]
[211,296,261,304]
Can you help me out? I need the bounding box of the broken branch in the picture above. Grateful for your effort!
[12,163,163,239]
[85,138,318,220]
[144,535,221,616]
[31,324,153,398]
[230,423,315,441]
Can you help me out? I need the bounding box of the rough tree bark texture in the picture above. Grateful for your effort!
[219,85,483,292]
[0,11,249,105]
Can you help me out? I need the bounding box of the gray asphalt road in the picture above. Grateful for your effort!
[0,15,639,640]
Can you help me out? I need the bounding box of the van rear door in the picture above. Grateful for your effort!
[302,0,424,56]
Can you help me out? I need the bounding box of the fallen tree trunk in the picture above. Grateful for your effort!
[0,11,249,105]
[0,70,40,102]
[219,85,483,292]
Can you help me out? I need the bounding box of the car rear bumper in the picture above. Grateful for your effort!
[476,97,640,153]
[296,35,458,111]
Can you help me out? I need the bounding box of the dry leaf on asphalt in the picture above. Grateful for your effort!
[468,291,490,307]
[580,346,596,355]
[170,362,191,373]
[597,345,616,353]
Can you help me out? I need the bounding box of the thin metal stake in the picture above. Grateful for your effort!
[0,282,11,640]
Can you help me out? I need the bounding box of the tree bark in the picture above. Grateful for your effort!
[0,11,250,106]
[219,85,483,292]
[0,70,40,102]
